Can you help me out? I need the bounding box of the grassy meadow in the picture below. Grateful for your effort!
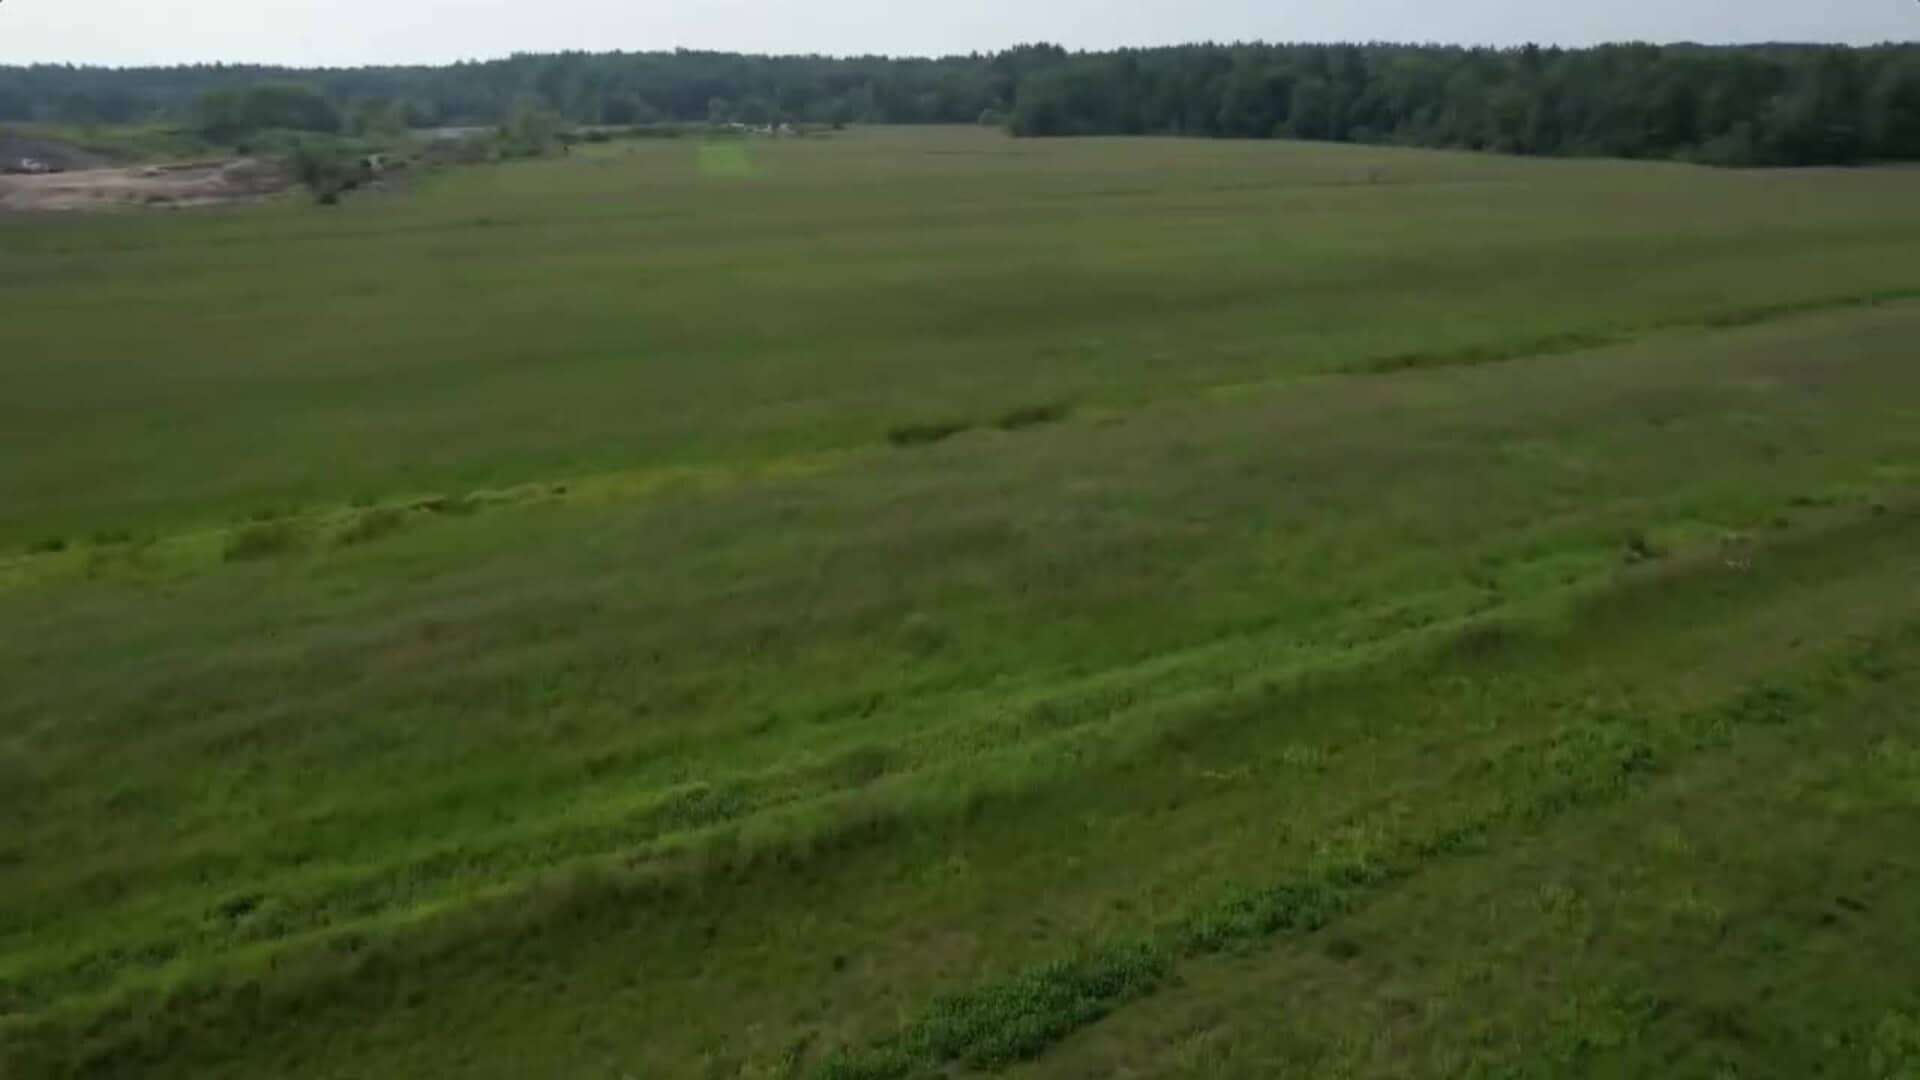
[3,126,1920,1077]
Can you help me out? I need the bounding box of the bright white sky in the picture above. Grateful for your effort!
[1,0,1915,67]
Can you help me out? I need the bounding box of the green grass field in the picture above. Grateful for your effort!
[3,127,1919,1078]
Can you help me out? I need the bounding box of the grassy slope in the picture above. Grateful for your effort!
[2,129,1919,1076]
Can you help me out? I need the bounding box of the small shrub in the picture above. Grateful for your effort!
[1622,529,1665,564]
[224,520,304,562]
[994,403,1071,431]
[886,421,971,448]
[27,537,68,554]
[285,143,363,204]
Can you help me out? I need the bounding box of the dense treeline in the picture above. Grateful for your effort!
[1008,43,1920,165]
[0,51,1007,130]
[4,41,1918,165]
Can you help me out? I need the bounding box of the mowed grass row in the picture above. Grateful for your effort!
[4,128,1920,545]
[13,473,1920,1077]
[1015,622,1920,1079]
[4,296,1920,1073]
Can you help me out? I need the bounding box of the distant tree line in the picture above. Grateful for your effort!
[1005,43,1920,166]
[3,41,1918,166]
[0,51,1005,133]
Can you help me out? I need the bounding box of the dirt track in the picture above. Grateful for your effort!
[0,158,291,212]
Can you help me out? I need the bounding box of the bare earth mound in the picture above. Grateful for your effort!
[0,158,290,212]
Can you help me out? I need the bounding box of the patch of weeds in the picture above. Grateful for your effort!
[212,893,267,921]
[823,745,896,790]
[899,612,948,655]
[1623,529,1666,564]
[1174,862,1385,954]
[1542,985,1665,1065]
[1413,821,1490,857]
[819,860,1389,1078]
[777,1033,817,1078]
[1278,744,1332,773]
[1869,1011,1920,1078]
[641,783,750,834]
[886,421,972,448]
[1844,639,1900,683]
[224,519,305,562]
[1356,332,1614,375]
[1721,683,1804,727]
[335,507,409,547]
[995,402,1071,431]
[1870,737,1920,781]
[1445,616,1530,661]
[819,943,1169,1078]
[77,530,157,577]
[26,537,68,555]
[1525,721,1657,818]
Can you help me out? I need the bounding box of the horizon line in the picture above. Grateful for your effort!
[3,36,1915,72]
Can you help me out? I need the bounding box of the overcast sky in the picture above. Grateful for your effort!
[2,0,1915,67]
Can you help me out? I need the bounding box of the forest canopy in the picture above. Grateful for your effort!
[4,41,1918,166]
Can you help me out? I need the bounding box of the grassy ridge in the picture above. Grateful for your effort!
[5,130,1920,1076]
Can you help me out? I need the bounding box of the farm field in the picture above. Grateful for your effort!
[2,126,1920,1077]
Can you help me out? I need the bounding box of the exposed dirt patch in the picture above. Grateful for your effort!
[0,158,291,212]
